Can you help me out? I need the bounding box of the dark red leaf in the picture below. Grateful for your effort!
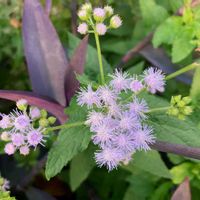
[171,178,191,200]
[65,35,89,104]
[0,90,67,124]
[23,0,69,106]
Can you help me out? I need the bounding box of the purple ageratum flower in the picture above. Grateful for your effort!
[91,117,116,148]
[131,125,155,151]
[1,179,10,191]
[109,70,130,92]
[95,148,122,171]
[30,107,41,119]
[112,133,135,153]
[4,143,15,155]
[143,67,165,94]
[129,78,144,93]
[77,23,88,35]
[93,8,106,21]
[0,114,12,129]
[27,129,44,147]
[107,102,121,117]
[77,85,101,108]
[19,145,30,156]
[96,23,107,35]
[97,85,117,105]
[129,97,149,119]
[118,111,141,131]
[11,133,25,147]
[85,111,104,128]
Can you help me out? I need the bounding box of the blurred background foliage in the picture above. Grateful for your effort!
[1,0,200,199]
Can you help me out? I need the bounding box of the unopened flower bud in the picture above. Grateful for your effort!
[182,106,193,115]
[41,109,48,118]
[182,96,192,104]
[39,118,49,127]
[77,23,88,35]
[104,5,114,17]
[177,100,186,108]
[168,107,179,116]
[173,95,182,103]
[96,23,107,35]
[1,132,10,141]
[16,99,28,111]
[30,106,41,120]
[81,3,92,13]
[48,116,56,125]
[110,15,122,29]
[78,9,89,21]
[93,8,106,22]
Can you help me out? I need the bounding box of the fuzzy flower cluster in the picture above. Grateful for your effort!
[77,67,165,171]
[77,3,122,35]
[0,177,15,200]
[0,99,56,156]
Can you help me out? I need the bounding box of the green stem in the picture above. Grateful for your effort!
[147,106,171,113]
[166,63,199,81]
[46,121,85,132]
[94,32,105,84]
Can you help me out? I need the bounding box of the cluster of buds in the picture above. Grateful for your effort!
[0,177,15,200]
[167,95,193,120]
[77,67,166,171]
[77,3,122,35]
[0,99,56,156]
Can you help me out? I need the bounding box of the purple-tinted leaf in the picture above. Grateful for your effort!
[65,35,89,104]
[0,90,67,124]
[45,0,52,16]
[23,0,69,106]
[171,178,191,200]
[139,44,192,84]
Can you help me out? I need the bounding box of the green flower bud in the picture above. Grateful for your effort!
[48,116,56,125]
[78,9,89,21]
[168,108,179,116]
[104,5,114,17]
[39,118,49,128]
[41,109,48,118]
[81,3,92,13]
[182,96,192,104]
[1,132,10,141]
[174,95,182,103]
[182,106,193,115]
[16,99,28,111]
[177,100,186,108]
[178,114,186,120]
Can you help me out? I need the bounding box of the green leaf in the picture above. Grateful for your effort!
[69,144,96,191]
[190,66,200,106]
[68,33,111,79]
[124,150,171,179]
[153,16,183,47]
[139,0,169,27]
[172,27,196,63]
[127,61,145,75]
[45,100,91,180]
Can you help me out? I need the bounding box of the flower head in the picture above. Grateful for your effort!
[11,133,25,147]
[77,85,101,108]
[104,5,114,17]
[95,148,122,171]
[131,125,155,151]
[129,78,144,93]
[13,113,30,131]
[77,23,88,35]
[78,9,89,21]
[4,143,15,155]
[96,23,107,35]
[16,99,28,111]
[143,67,165,94]
[27,129,44,147]
[0,114,12,129]
[81,3,92,12]
[109,70,130,92]
[93,8,106,21]
[110,15,122,29]
[85,111,104,128]
[19,145,30,156]
[30,107,41,119]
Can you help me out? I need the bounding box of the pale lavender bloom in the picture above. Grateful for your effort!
[27,129,44,147]
[16,99,27,109]
[0,114,12,129]
[77,23,88,35]
[1,179,10,191]
[109,70,130,92]
[85,111,104,128]
[129,78,144,93]
[77,85,101,108]
[91,118,116,148]
[110,15,122,28]
[97,85,117,105]
[131,125,155,151]
[112,133,135,153]
[4,143,15,155]
[143,67,165,94]
[30,107,41,119]
[96,23,107,35]
[95,148,121,171]
[11,133,25,147]
[118,111,141,130]
[10,110,30,131]
[19,145,30,156]
[93,8,106,21]
[129,98,148,118]
[107,102,121,117]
